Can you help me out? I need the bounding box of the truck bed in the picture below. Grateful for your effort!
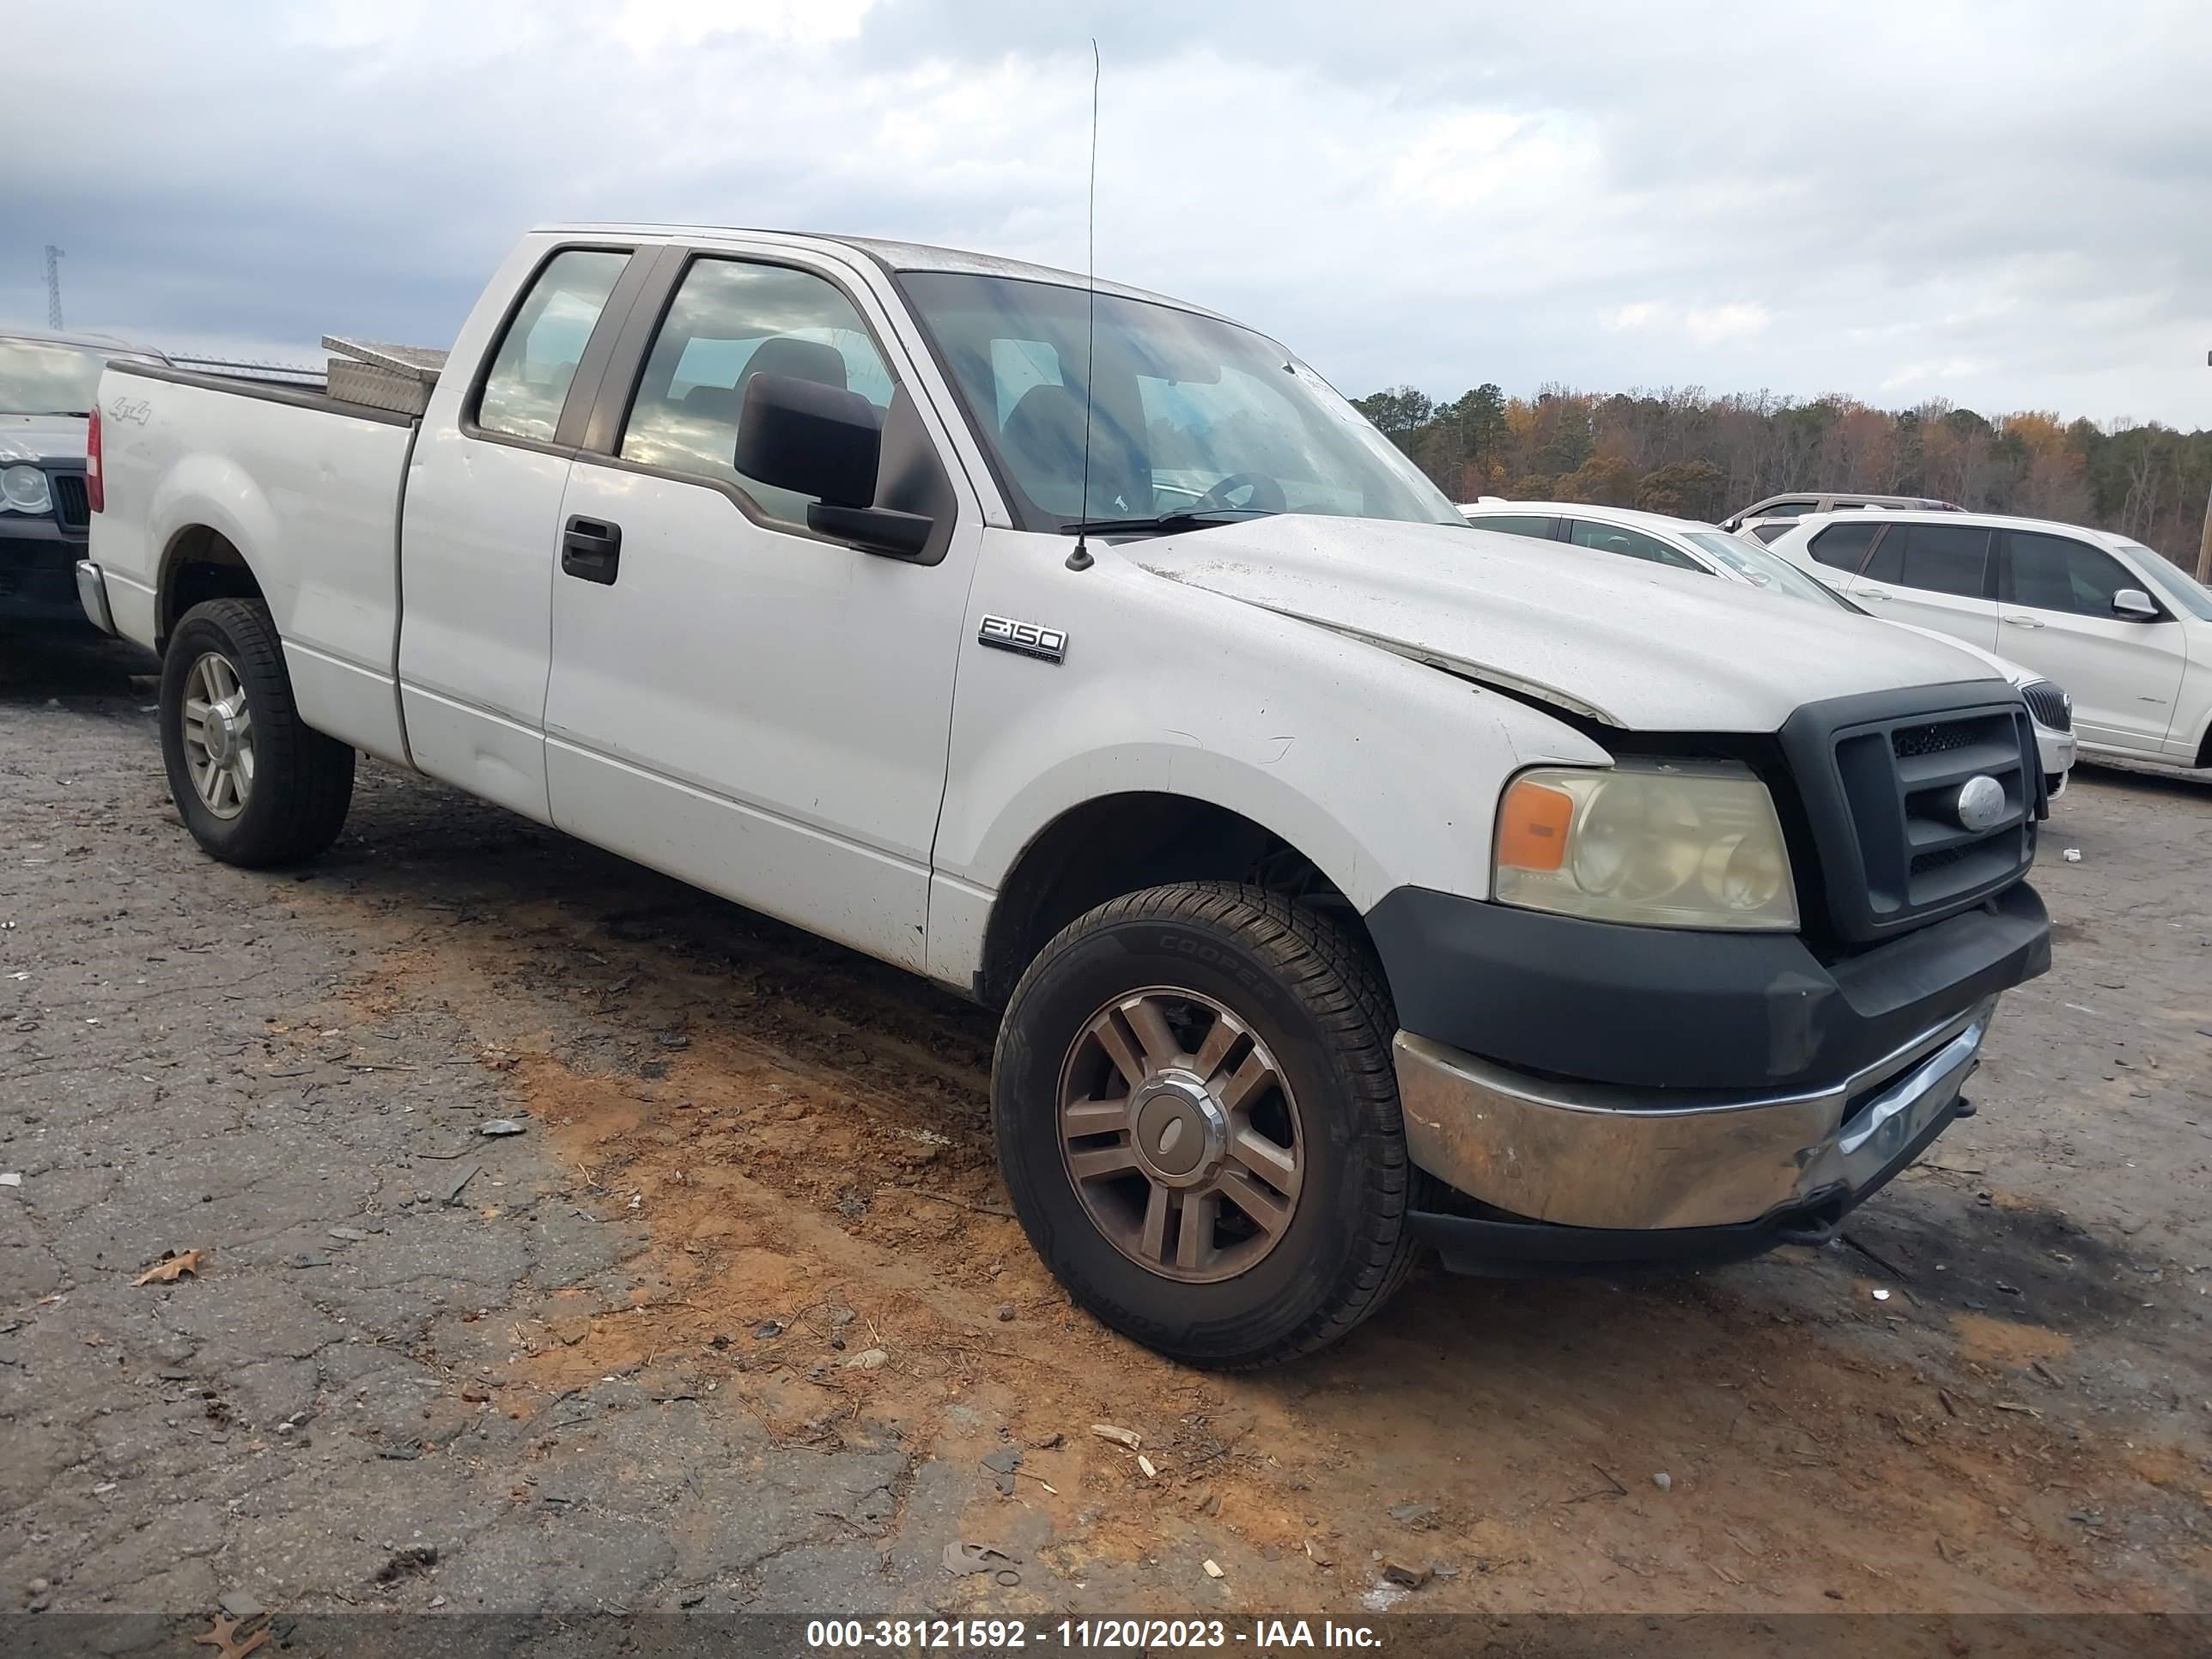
[117,361,422,428]
[93,359,425,766]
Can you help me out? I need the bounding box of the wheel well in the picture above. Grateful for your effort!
[159,527,263,647]
[978,793,1379,1009]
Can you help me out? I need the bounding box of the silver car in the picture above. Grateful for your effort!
[2,329,168,630]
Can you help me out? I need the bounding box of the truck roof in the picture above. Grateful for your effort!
[535,223,1241,325]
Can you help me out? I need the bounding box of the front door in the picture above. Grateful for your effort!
[1845,520,2001,656]
[1993,529,2189,753]
[543,249,978,969]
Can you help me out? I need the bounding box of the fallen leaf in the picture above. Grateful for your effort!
[192,1613,270,1659]
[136,1250,206,1285]
[942,1541,1018,1577]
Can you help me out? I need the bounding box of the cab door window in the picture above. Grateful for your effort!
[475,248,631,442]
[1860,523,1990,597]
[1999,532,2146,617]
[1808,520,1881,572]
[1468,514,1559,540]
[620,258,895,524]
[1566,518,1700,569]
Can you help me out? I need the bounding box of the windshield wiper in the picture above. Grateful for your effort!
[1059,507,1274,537]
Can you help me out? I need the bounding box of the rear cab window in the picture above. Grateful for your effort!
[475,248,632,442]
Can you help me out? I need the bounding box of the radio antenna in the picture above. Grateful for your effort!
[1067,39,1101,573]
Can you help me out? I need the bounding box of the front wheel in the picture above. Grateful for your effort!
[159,598,355,868]
[993,882,1423,1369]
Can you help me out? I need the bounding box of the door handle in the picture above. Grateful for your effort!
[2002,612,2045,629]
[562,516,622,585]
[1856,586,1890,601]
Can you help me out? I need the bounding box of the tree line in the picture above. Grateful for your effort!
[1351,381,2212,576]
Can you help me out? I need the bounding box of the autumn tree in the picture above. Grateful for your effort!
[1634,459,1728,521]
[1347,374,2210,579]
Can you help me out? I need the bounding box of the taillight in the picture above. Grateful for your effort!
[87,405,105,514]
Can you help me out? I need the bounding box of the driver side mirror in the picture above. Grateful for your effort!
[2112,587,2159,621]
[732,373,935,561]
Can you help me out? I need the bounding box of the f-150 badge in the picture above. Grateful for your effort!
[978,615,1067,665]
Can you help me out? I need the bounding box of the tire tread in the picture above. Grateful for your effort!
[162,598,354,868]
[1000,879,1429,1370]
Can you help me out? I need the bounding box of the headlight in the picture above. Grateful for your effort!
[0,465,52,514]
[1494,763,1799,931]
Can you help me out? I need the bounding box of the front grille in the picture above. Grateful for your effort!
[50,471,89,533]
[1781,688,2039,944]
[1893,722,1977,759]
[2020,680,2070,732]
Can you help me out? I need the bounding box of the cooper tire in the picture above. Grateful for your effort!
[160,598,355,868]
[994,881,1423,1369]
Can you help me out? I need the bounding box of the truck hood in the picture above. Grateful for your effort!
[1131,515,2008,733]
[1882,619,2034,690]
[0,414,88,466]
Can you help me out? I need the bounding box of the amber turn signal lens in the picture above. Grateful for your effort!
[1496,777,1574,872]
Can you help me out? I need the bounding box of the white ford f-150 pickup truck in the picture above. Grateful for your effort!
[81,225,2052,1368]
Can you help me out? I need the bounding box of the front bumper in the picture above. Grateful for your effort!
[1368,877,2050,1272]
[1367,880,2048,1093]
[2036,722,2076,793]
[1397,997,1990,1267]
[0,513,92,626]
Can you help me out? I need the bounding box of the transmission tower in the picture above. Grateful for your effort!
[45,245,65,330]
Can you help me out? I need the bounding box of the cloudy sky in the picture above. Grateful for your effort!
[8,0,2209,426]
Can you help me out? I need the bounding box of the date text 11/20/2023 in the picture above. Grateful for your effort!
[805,1619,1383,1650]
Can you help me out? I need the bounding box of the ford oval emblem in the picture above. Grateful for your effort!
[1954,774,2007,833]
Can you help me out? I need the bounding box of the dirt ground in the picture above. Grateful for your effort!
[3,632,2209,1629]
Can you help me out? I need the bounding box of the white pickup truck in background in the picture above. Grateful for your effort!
[81,225,2053,1367]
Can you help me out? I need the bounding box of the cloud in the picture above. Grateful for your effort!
[1684,304,1771,347]
[1881,358,1987,392]
[1598,301,1770,348]
[3,1,2208,425]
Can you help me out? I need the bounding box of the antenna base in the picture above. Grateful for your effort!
[1065,542,1095,572]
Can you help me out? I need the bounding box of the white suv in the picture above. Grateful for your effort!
[1460,501,2078,793]
[1764,511,2212,772]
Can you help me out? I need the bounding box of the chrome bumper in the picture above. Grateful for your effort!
[75,560,118,636]
[2036,725,2076,787]
[1395,998,1994,1231]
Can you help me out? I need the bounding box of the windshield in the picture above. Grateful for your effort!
[898,272,1465,533]
[2122,544,2212,622]
[0,338,116,416]
[1684,529,1863,611]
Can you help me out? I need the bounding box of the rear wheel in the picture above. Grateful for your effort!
[160,598,355,867]
[993,882,1423,1369]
